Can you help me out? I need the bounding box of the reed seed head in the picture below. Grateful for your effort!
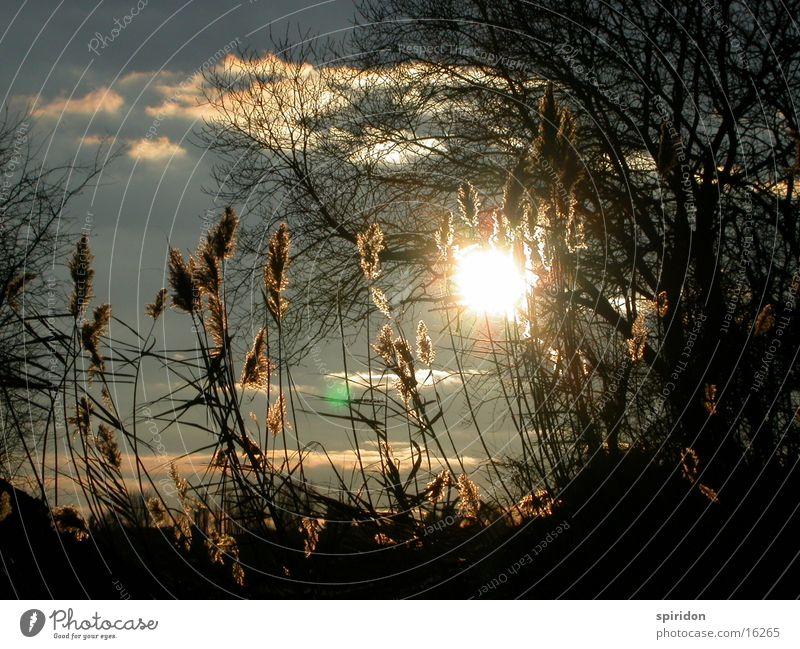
[393,335,417,403]
[300,517,326,558]
[754,304,775,336]
[241,328,270,389]
[457,182,480,228]
[681,447,700,483]
[491,208,511,246]
[168,248,196,313]
[6,272,34,309]
[145,288,168,320]
[416,320,435,365]
[232,562,245,587]
[627,312,648,361]
[426,470,453,505]
[265,224,290,321]
[357,223,384,281]
[81,303,111,375]
[173,514,193,553]
[518,489,558,518]
[655,290,669,318]
[456,473,481,519]
[169,461,189,502]
[371,286,392,317]
[207,207,239,260]
[195,244,221,296]
[704,383,718,415]
[372,323,396,365]
[71,397,93,441]
[206,532,240,567]
[698,483,720,504]
[267,393,288,437]
[435,211,454,259]
[147,497,168,527]
[0,492,11,523]
[52,505,89,541]
[100,386,113,410]
[68,235,94,318]
[205,293,228,357]
[96,424,121,469]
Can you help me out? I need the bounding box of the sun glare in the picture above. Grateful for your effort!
[454,245,529,317]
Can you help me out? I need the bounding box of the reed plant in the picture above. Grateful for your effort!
[6,88,704,592]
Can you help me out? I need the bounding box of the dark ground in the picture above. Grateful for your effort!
[2,453,799,599]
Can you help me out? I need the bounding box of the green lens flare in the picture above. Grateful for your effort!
[325,381,350,408]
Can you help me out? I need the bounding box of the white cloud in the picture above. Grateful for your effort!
[32,87,124,118]
[126,136,187,162]
[331,368,482,388]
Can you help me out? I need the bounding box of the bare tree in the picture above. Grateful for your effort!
[198,0,800,481]
[0,109,108,481]
[354,0,800,476]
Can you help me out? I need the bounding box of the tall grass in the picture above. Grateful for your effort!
[7,88,698,589]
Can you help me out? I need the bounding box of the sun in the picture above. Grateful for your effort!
[453,245,529,317]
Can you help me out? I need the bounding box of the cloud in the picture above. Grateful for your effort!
[330,368,482,388]
[144,98,217,122]
[142,67,221,122]
[126,136,187,162]
[81,134,112,147]
[136,52,434,166]
[33,88,124,118]
[117,70,175,87]
[115,446,480,484]
[351,135,442,165]
[140,45,249,123]
[238,381,320,395]
[294,446,482,473]
[141,53,323,125]
[56,445,484,512]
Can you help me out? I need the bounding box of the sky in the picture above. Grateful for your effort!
[1,0,523,500]
[1,0,357,323]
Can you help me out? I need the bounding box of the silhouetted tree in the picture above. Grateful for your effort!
[0,109,107,481]
[199,0,800,482]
